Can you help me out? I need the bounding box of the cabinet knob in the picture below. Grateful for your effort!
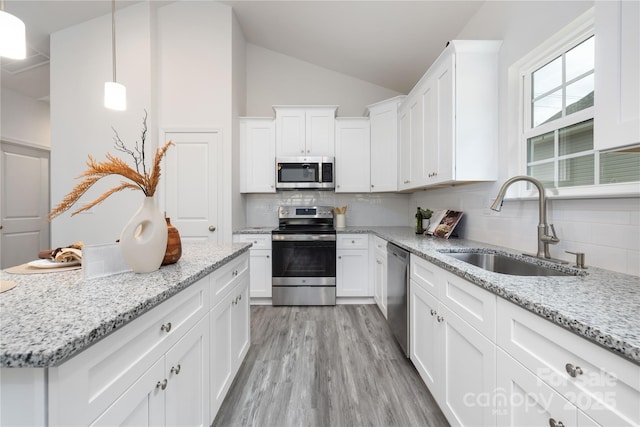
[338,256,342,259]
[161,322,172,333]
[436,315,444,323]
[565,363,583,378]
[371,184,374,188]
[209,225,216,232]
[549,418,565,427]
[430,309,437,316]
[156,379,168,390]
[266,255,270,258]
[301,150,304,154]
[171,364,181,375]
[351,240,355,244]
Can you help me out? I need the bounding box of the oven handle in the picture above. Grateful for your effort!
[272,234,337,242]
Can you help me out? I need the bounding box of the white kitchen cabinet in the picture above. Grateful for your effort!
[240,118,276,193]
[274,106,337,156]
[92,316,210,427]
[594,0,640,150]
[233,234,272,299]
[367,96,404,192]
[398,40,501,190]
[335,118,371,193]
[497,298,640,427]
[372,235,388,317]
[409,255,497,427]
[336,234,370,297]
[209,274,250,421]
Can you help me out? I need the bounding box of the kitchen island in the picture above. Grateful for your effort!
[0,242,251,426]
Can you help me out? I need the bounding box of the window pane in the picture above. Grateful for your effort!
[566,74,594,115]
[533,56,562,98]
[559,120,593,156]
[600,151,640,184]
[558,155,594,187]
[533,89,562,127]
[528,162,554,188]
[566,36,594,81]
[528,131,554,162]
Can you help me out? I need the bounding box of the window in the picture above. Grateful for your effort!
[519,18,640,196]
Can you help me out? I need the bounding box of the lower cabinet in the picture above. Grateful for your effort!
[209,274,250,421]
[233,234,272,299]
[336,234,370,297]
[91,316,210,427]
[372,236,388,317]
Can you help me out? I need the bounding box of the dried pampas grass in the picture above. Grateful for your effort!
[49,111,173,221]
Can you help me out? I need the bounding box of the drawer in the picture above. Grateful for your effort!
[497,298,640,426]
[210,252,249,307]
[48,278,209,427]
[373,235,388,252]
[439,268,496,341]
[337,233,369,250]
[410,254,442,297]
[233,234,271,250]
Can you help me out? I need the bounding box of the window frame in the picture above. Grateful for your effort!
[508,8,640,200]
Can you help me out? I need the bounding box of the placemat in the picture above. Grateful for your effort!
[5,263,82,275]
[0,280,17,293]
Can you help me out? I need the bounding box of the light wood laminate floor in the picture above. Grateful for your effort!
[213,305,449,427]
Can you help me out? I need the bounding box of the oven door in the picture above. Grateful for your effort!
[272,235,336,285]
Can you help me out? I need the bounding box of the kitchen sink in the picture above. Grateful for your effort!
[441,251,576,277]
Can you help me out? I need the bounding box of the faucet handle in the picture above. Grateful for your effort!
[566,251,587,269]
[545,224,560,244]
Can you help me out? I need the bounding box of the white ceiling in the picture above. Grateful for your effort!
[1,0,484,101]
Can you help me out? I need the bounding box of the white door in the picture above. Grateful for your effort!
[334,119,370,193]
[0,142,50,268]
[163,132,221,243]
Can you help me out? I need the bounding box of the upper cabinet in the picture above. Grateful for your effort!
[335,118,371,193]
[398,40,501,191]
[594,0,640,150]
[274,106,338,157]
[240,118,276,193]
[366,96,405,192]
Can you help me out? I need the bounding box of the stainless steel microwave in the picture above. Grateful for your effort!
[276,157,335,190]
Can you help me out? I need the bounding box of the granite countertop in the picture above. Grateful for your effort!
[234,227,275,234]
[0,242,251,368]
[339,226,640,366]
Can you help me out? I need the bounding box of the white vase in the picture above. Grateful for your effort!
[119,196,168,273]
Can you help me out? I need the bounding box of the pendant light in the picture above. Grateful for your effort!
[0,0,26,59]
[104,0,126,111]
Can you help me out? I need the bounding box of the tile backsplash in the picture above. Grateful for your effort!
[245,192,410,228]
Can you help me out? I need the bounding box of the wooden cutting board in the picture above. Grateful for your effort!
[4,263,82,275]
[1,280,17,293]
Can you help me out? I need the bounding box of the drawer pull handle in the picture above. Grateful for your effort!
[565,363,583,377]
[156,379,168,390]
[436,315,444,323]
[549,418,565,427]
[430,309,437,316]
[171,364,181,375]
[161,322,172,333]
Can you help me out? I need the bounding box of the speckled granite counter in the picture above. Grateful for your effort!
[335,226,640,365]
[234,227,274,234]
[0,242,250,368]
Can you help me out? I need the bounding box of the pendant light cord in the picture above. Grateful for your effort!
[111,0,117,83]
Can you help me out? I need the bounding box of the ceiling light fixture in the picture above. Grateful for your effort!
[104,0,126,111]
[0,0,26,59]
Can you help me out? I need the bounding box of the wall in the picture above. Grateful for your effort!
[50,2,154,247]
[231,11,247,233]
[0,88,50,148]
[246,43,402,117]
[410,0,640,276]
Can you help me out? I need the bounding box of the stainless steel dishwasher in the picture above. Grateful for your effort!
[387,242,410,357]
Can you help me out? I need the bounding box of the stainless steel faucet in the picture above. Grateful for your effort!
[490,176,561,260]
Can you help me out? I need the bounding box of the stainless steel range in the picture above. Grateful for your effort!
[271,206,336,306]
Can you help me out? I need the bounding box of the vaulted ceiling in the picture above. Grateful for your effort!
[1,0,484,101]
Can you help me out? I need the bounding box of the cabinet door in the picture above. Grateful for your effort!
[408,94,424,187]
[369,99,401,192]
[231,276,250,370]
[249,249,272,298]
[432,53,454,184]
[398,102,411,190]
[373,248,387,318]
[275,108,306,156]
[165,316,209,427]
[305,108,336,156]
[594,0,640,150]
[336,249,370,297]
[439,304,496,427]
[497,349,577,427]
[240,118,276,193]
[209,291,234,420]
[421,75,438,184]
[335,118,371,193]
[90,358,165,427]
[410,279,440,394]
